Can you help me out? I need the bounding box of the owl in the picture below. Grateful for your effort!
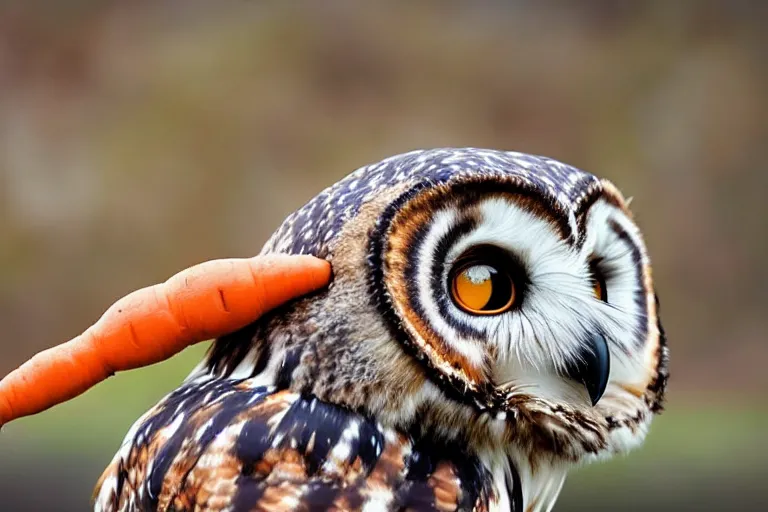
[94,148,668,512]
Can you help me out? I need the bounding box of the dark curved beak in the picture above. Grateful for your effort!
[563,333,610,406]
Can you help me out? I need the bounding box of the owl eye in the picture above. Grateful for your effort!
[449,247,519,315]
[591,264,608,302]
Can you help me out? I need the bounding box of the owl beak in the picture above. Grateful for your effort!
[564,333,610,406]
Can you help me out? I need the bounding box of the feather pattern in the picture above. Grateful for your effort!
[95,378,500,511]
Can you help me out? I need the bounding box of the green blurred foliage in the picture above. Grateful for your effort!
[0,1,766,510]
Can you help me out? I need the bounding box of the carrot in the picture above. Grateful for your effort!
[0,254,331,426]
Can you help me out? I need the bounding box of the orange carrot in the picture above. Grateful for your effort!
[0,254,331,426]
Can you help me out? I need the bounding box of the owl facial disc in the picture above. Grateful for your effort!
[262,147,667,422]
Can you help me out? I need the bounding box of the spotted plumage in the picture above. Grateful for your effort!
[95,379,494,511]
[95,148,668,511]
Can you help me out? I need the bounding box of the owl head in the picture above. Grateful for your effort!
[204,148,668,473]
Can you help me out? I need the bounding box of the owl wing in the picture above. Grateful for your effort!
[94,378,495,512]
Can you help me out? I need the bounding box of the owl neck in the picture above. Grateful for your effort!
[405,402,572,511]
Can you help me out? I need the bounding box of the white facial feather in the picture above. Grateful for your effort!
[584,200,652,384]
[414,207,488,368]
[413,196,650,407]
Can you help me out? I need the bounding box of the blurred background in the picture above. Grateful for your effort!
[1,1,766,510]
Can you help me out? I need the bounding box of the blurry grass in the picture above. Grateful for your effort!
[565,404,768,504]
[2,345,766,482]
[572,406,768,482]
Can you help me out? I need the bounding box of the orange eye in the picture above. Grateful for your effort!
[592,268,608,302]
[451,263,516,315]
